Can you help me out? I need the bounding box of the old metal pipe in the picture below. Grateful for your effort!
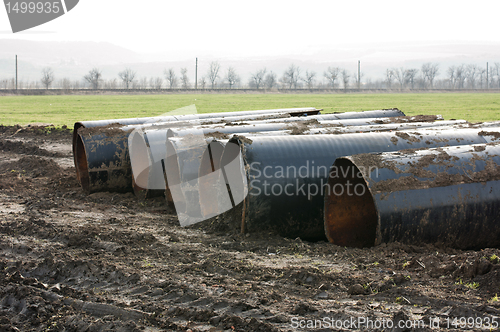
[75,108,319,193]
[324,142,500,249]
[227,109,406,125]
[217,128,499,241]
[128,115,425,198]
[73,107,320,182]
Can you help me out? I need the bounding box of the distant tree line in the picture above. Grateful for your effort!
[1,61,500,90]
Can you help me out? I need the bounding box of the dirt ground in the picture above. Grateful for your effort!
[1,125,500,332]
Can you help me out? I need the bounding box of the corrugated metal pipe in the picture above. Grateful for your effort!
[136,116,439,208]
[77,110,405,194]
[325,141,500,249]
[74,108,320,193]
[217,128,500,241]
[227,108,406,125]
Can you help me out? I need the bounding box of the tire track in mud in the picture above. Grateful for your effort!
[1,127,500,331]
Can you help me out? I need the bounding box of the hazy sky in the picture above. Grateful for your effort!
[1,0,500,58]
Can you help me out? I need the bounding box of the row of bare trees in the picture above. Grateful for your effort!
[385,63,500,89]
[2,62,500,90]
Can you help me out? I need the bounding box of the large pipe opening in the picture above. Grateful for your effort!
[75,134,90,194]
[199,141,225,218]
[324,158,378,248]
[73,122,85,183]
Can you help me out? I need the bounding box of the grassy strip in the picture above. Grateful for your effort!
[0,93,498,126]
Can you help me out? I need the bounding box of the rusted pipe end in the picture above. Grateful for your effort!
[73,122,85,183]
[199,141,226,218]
[324,158,378,248]
[75,133,90,194]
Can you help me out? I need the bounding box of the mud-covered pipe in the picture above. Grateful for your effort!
[73,107,320,175]
[73,107,319,138]
[75,108,319,192]
[122,111,300,132]
[166,122,319,139]
[226,114,442,128]
[73,107,320,132]
[227,109,407,125]
[166,115,446,139]
[211,120,467,137]
[220,129,499,241]
[128,115,427,198]
[75,126,133,194]
[325,142,500,249]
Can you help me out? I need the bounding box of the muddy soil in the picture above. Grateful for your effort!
[1,126,500,331]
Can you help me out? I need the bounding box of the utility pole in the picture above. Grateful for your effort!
[15,55,18,90]
[487,62,489,89]
[195,57,198,90]
[357,60,360,89]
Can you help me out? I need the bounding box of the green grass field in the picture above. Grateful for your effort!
[0,93,499,127]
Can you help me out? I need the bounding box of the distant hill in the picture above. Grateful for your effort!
[1,39,499,85]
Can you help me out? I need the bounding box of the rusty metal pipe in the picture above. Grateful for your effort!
[74,108,320,193]
[325,142,500,249]
[128,115,425,198]
[74,126,133,194]
[229,108,405,125]
[73,107,320,182]
[162,118,435,216]
[233,120,468,136]
[218,128,499,240]
[166,115,446,139]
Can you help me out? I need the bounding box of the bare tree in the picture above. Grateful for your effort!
[405,69,418,89]
[207,61,221,89]
[264,71,277,89]
[199,76,207,89]
[225,67,239,89]
[455,65,466,89]
[393,67,406,89]
[154,77,163,89]
[164,68,178,89]
[421,62,439,88]
[478,67,486,89]
[40,67,55,89]
[354,71,364,89]
[341,69,350,90]
[488,65,497,88]
[118,68,136,89]
[324,66,340,88]
[385,69,394,89]
[447,66,456,89]
[139,77,148,89]
[282,64,301,89]
[59,77,71,90]
[465,64,478,89]
[303,70,316,89]
[249,68,267,89]
[493,63,500,88]
[84,68,102,89]
[105,78,118,89]
[180,68,190,89]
